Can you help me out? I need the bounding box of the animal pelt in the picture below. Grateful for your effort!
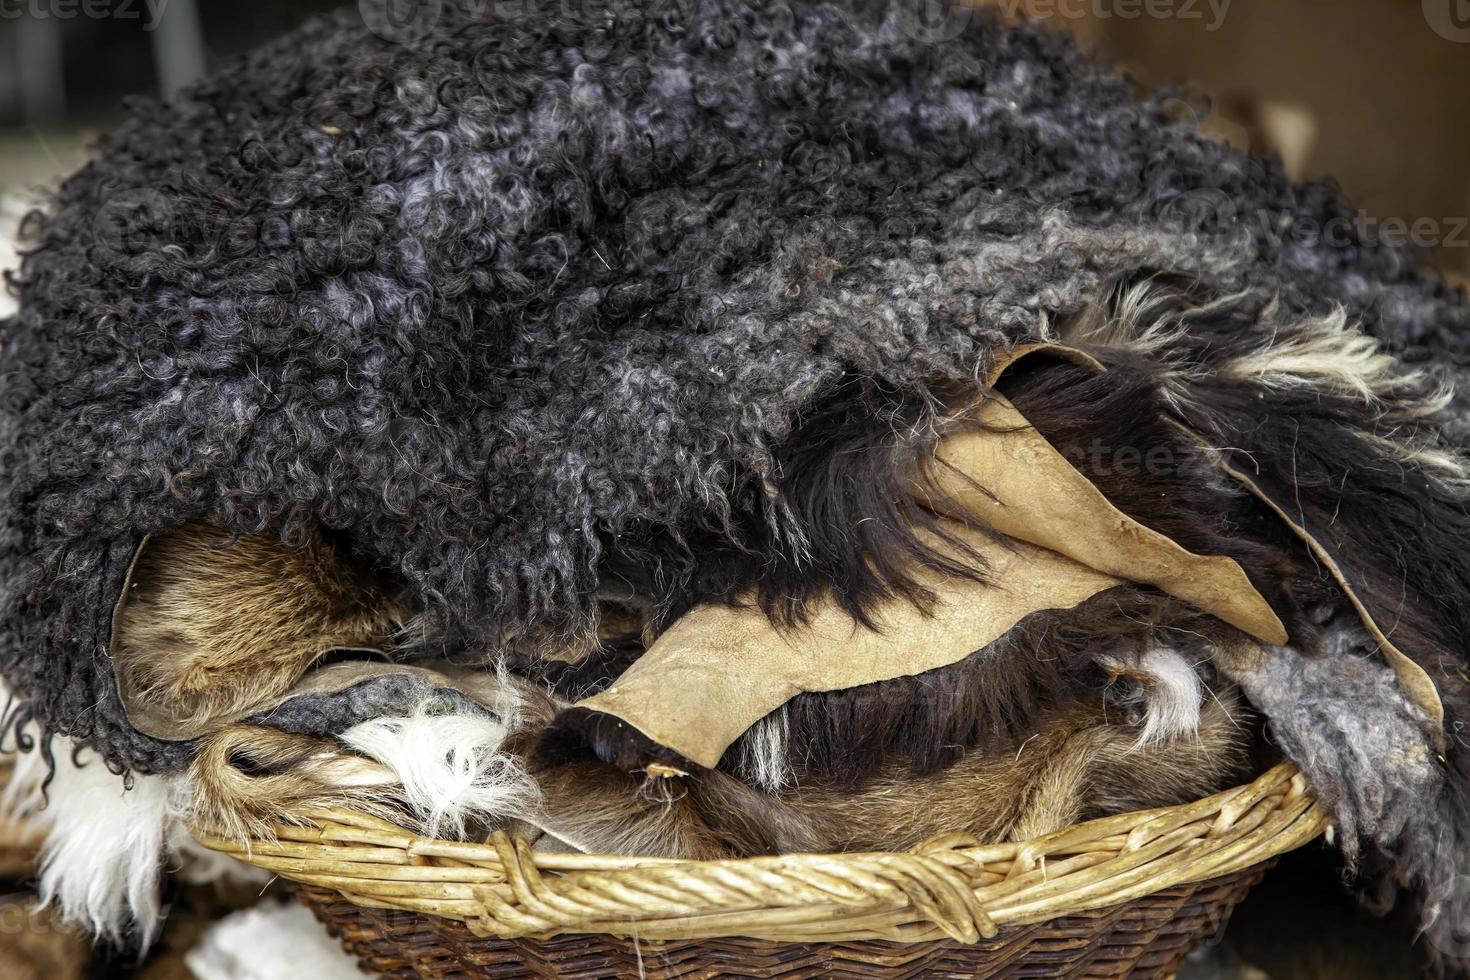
[190,687,537,843]
[542,588,1252,790]
[113,522,402,733]
[186,901,364,980]
[3,0,1468,776]
[1213,631,1468,965]
[2,675,532,941]
[530,676,1253,859]
[183,663,1250,861]
[540,283,1470,963]
[1060,283,1470,969]
[0,728,266,946]
[3,0,1470,964]
[5,743,186,945]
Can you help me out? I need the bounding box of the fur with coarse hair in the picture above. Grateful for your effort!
[183,666,1250,861]
[114,522,402,729]
[2,0,1470,965]
[0,726,265,947]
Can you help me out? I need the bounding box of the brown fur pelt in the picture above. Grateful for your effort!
[520,675,1251,858]
[189,723,401,843]
[112,523,403,733]
[187,668,1249,861]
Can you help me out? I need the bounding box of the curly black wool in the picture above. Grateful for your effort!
[5,0,1470,864]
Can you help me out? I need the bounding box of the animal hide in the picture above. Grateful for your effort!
[183,660,1250,860]
[0,722,266,945]
[560,343,1439,773]
[1,0,1469,965]
[524,669,1254,858]
[3,0,1466,773]
[112,523,402,739]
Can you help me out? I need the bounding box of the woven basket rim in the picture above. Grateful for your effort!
[192,762,1327,945]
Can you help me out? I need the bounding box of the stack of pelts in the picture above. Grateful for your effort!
[1,0,1468,970]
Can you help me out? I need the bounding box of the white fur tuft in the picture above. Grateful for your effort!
[4,737,188,944]
[742,707,791,793]
[1063,283,1468,485]
[340,700,539,839]
[1130,647,1206,746]
[1219,303,1435,406]
[2,726,266,944]
[1098,646,1206,748]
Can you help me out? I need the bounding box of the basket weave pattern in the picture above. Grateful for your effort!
[196,763,1325,950]
[297,864,1269,978]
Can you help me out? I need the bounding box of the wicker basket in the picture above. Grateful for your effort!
[195,763,1328,978]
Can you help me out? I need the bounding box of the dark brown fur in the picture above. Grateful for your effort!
[549,352,1326,783]
[498,676,1249,857]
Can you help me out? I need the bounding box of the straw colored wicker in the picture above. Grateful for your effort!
[195,763,1326,977]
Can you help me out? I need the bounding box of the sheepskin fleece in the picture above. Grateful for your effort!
[1,0,1468,773]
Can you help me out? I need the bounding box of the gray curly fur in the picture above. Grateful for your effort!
[4,1,1470,959]
[1239,646,1439,867]
[1217,625,1461,949]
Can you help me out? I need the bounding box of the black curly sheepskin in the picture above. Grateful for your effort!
[5,0,1470,957]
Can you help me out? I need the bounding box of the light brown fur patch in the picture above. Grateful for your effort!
[189,724,401,842]
[113,523,402,733]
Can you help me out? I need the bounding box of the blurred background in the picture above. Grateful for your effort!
[0,0,340,181]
